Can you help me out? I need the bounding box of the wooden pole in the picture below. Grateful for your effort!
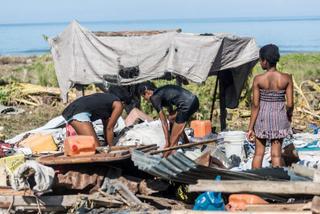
[210,73,219,122]
[150,139,216,155]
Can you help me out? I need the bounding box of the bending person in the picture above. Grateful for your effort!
[108,84,153,127]
[138,82,199,157]
[62,93,124,147]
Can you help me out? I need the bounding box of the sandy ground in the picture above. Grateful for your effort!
[0,103,65,139]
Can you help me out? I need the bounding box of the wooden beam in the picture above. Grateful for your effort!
[93,29,181,37]
[137,194,186,210]
[0,195,81,209]
[150,139,216,155]
[291,163,315,179]
[189,180,320,195]
[0,187,33,196]
[245,202,311,212]
[0,194,123,210]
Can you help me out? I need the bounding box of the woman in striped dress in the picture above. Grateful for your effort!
[248,44,294,169]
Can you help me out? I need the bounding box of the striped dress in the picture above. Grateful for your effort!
[254,89,293,139]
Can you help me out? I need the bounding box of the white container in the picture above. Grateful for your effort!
[221,131,246,159]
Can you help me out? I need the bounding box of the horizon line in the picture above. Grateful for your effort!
[1,15,320,26]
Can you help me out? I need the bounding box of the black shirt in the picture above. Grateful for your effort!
[150,85,196,113]
[62,93,120,121]
[108,84,140,114]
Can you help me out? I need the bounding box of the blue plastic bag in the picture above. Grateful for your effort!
[193,176,225,211]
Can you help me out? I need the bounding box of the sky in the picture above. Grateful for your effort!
[1,0,320,24]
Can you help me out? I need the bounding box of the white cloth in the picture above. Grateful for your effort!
[117,120,166,148]
[49,21,259,102]
[11,161,55,193]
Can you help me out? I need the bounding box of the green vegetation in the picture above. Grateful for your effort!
[8,55,57,86]
[254,53,320,81]
[1,53,320,117]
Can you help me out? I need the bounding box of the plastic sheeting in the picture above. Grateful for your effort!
[48,21,259,101]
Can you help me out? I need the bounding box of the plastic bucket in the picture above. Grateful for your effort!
[224,141,244,159]
[222,131,246,159]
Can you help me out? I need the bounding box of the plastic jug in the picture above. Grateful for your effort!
[226,194,268,211]
[64,135,96,156]
[19,134,57,154]
[190,120,212,138]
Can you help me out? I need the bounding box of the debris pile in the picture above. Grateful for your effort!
[0,114,319,213]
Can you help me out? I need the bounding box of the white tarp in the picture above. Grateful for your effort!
[49,21,259,101]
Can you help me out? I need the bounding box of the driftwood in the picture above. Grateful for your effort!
[189,180,320,195]
[93,29,182,37]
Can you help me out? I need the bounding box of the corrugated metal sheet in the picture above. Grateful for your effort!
[131,150,286,184]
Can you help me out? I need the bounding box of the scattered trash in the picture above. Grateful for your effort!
[11,160,55,193]
[19,133,58,154]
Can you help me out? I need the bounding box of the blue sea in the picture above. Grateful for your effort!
[1,16,320,56]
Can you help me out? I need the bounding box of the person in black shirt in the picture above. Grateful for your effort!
[62,93,123,147]
[138,81,199,157]
[108,84,153,126]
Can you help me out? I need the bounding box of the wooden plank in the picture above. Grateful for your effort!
[314,170,320,183]
[0,194,84,208]
[245,202,311,212]
[291,163,315,178]
[0,166,7,187]
[38,144,158,165]
[150,140,216,155]
[0,187,33,196]
[93,29,181,37]
[189,180,320,195]
[88,195,123,208]
[137,194,186,209]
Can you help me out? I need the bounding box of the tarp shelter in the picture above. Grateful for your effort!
[49,20,259,129]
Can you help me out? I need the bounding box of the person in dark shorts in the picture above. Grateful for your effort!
[62,93,123,147]
[247,44,294,169]
[138,82,199,157]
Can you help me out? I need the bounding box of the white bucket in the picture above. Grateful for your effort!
[221,131,246,159]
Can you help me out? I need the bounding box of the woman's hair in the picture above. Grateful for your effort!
[259,44,280,66]
[137,81,157,95]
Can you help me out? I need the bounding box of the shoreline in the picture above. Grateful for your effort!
[2,50,320,57]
